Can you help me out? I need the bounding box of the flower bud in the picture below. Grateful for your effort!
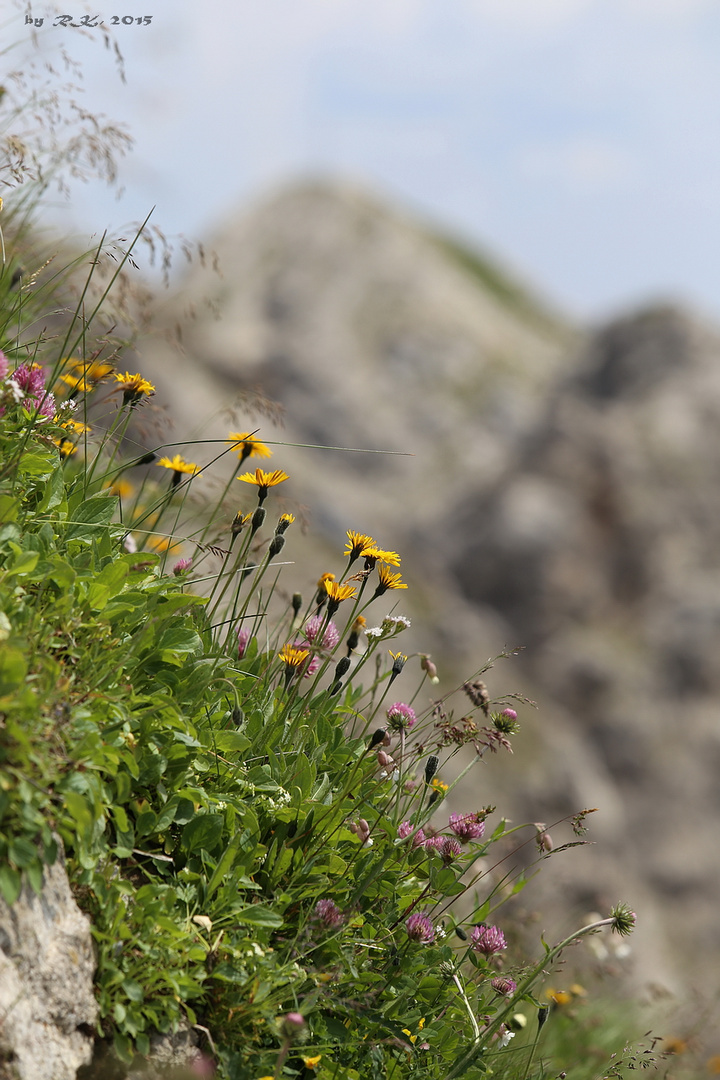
[334,656,351,679]
[267,534,285,559]
[424,755,439,784]
[420,653,439,683]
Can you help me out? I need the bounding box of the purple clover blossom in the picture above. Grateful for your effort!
[13,363,54,419]
[406,912,435,944]
[303,614,340,650]
[397,822,427,848]
[173,558,193,576]
[439,837,463,863]
[491,977,517,997]
[449,813,486,843]
[13,363,46,396]
[471,924,507,956]
[386,702,416,731]
[0,351,8,379]
[236,627,252,659]
[500,708,517,720]
[313,899,344,929]
[423,835,445,853]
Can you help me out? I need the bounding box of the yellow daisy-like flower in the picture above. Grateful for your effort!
[231,510,253,536]
[228,431,273,464]
[146,535,180,554]
[317,571,335,588]
[373,566,408,596]
[60,419,91,436]
[300,1054,322,1069]
[362,545,401,567]
[106,478,134,499]
[279,644,309,669]
[60,358,114,392]
[662,1037,688,1056]
[431,777,449,795]
[707,1054,720,1074]
[157,454,202,488]
[114,371,155,405]
[57,373,92,394]
[237,467,289,504]
[545,989,571,1006]
[325,580,357,603]
[53,437,78,458]
[345,530,374,562]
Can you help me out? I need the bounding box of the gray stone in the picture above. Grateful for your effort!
[0,850,97,1080]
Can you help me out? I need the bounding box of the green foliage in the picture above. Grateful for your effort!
[0,103,638,1080]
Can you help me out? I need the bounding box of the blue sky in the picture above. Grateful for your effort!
[13,0,720,322]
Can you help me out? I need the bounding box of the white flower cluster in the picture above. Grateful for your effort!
[365,615,411,640]
[6,379,23,403]
[255,788,291,813]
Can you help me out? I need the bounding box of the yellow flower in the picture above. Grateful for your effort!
[431,777,449,795]
[345,530,374,561]
[231,510,252,536]
[157,455,202,488]
[662,1037,688,1055]
[362,545,401,567]
[545,988,571,1006]
[146,535,180,554]
[325,580,357,603]
[373,566,408,596]
[237,468,289,504]
[300,1054,322,1068]
[53,437,77,458]
[228,431,273,463]
[707,1055,720,1074]
[114,371,155,405]
[106,478,134,499]
[57,373,92,394]
[60,419,91,436]
[62,358,114,387]
[317,572,335,588]
[280,513,295,524]
[402,1018,426,1046]
[279,644,309,668]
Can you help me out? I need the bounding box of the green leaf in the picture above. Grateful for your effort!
[235,903,283,928]
[0,494,20,523]
[156,628,203,665]
[212,731,251,754]
[205,834,243,901]
[87,560,130,611]
[0,647,27,696]
[37,466,66,513]
[5,545,40,577]
[181,814,224,854]
[65,493,118,541]
[9,836,39,868]
[45,554,76,591]
[121,978,144,1002]
[0,865,22,905]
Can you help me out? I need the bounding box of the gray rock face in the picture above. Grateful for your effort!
[450,304,720,981]
[0,852,97,1080]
